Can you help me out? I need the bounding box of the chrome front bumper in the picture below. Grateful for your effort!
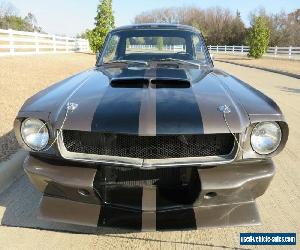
[24,155,275,231]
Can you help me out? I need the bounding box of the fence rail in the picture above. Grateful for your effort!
[0,28,90,56]
[128,44,186,52]
[208,45,300,60]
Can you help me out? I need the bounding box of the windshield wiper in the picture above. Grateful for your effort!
[154,58,201,68]
[104,60,148,66]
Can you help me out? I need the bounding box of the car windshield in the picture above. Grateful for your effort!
[99,28,210,65]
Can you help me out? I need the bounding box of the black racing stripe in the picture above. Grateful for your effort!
[156,186,188,208]
[156,208,197,230]
[91,86,144,134]
[117,68,147,78]
[93,168,143,210]
[156,68,188,79]
[98,206,142,230]
[156,167,201,209]
[101,186,143,210]
[155,85,203,135]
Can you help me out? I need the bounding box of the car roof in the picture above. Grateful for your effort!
[112,23,200,33]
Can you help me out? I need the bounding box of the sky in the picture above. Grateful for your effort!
[4,0,300,36]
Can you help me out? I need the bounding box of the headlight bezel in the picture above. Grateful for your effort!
[250,121,282,155]
[20,118,49,151]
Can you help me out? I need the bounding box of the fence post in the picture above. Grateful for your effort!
[75,39,79,52]
[216,45,218,53]
[232,45,235,54]
[8,29,14,55]
[81,40,84,52]
[209,45,211,53]
[65,37,69,52]
[241,45,244,53]
[288,46,292,59]
[34,32,39,54]
[274,46,277,57]
[53,35,56,53]
[224,45,227,53]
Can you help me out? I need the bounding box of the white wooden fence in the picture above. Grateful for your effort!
[0,28,90,56]
[208,45,300,60]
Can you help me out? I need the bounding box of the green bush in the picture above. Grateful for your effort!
[248,17,270,58]
[87,0,115,53]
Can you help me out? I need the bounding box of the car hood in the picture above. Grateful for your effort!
[20,65,282,135]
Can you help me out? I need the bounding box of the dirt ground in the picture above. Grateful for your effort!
[214,53,300,75]
[0,53,95,161]
[0,54,299,249]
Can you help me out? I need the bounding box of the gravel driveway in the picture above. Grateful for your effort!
[214,53,300,75]
[0,55,299,249]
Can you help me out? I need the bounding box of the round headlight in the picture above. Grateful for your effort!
[21,118,49,151]
[251,122,282,155]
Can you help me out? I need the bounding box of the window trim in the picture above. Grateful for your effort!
[97,29,213,67]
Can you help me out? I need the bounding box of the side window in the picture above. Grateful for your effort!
[102,35,120,63]
[192,35,206,61]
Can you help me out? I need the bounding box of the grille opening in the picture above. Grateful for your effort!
[62,130,235,159]
[110,78,149,88]
[93,166,201,210]
[151,79,190,88]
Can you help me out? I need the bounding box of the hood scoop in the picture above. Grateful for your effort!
[110,78,191,89]
[110,78,148,88]
[151,79,191,88]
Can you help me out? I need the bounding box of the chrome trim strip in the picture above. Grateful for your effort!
[58,132,239,168]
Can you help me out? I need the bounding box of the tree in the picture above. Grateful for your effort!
[0,1,18,17]
[248,17,270,58]
[156,37,164,50]
[87,0,115,53]
[135,37,145,45]
[286,9,300,46]
[0,2,43,32]
[249,8,300,46]
[228,11,246,45]
[135,6,299,46]
[134,6,247,45]
[24,12,42,32]
[76,29,91,39]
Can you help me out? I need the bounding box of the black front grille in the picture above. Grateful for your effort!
[62,130,235,159]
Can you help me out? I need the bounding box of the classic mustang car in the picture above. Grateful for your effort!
[14,24,288,231]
